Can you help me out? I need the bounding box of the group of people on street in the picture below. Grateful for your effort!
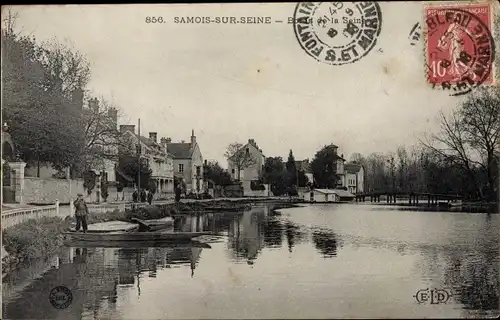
[132,188,154,205]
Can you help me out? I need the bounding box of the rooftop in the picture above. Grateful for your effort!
[167,142,194,159]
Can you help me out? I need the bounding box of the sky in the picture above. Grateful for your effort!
[5,2,491,167]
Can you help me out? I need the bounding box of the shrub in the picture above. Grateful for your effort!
[2,217,71,261]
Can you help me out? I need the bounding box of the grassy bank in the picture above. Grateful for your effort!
[2,216,72,275]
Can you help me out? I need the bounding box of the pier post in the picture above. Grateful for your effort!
[416,195,419,205]
[409,194,412,205]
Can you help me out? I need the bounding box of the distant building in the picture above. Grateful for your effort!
[295,159,313,185]
[344,162,365,194]
[119,125,175,196]
[166,130,204,194]
[300,188,355,203]
[227,139,265,194]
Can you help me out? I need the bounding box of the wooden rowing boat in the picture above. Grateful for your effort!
[131,217,174,231]
[68,221,139,233]
[64,240,212,249]
[62,230,213,242]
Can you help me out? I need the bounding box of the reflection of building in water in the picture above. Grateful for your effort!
[3,245,207,320]
[227,207,267,263]
[176,214,209,232]
[3,247,120,319]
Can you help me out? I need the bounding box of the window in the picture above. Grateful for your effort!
[231,169,235,174]
[179,164,184,173]
[246,148,249,154]
[196,166,201,176]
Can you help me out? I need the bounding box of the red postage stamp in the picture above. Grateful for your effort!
[424,2,495,95]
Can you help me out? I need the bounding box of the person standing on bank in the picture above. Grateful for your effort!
[147,189,153,205]
[74,193,89,233]
[175,184,182,203]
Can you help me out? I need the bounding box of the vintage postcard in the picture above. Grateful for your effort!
[1,2,499,319]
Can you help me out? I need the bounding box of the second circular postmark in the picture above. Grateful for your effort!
[49,286,73,309]
[293,2,383,66]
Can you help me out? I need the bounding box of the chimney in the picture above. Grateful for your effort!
[204,159,207,165]
[191,129,196,146]
[160,137,168,152]
[89,97,99,112]
[120,125,135,134]
[107,108,118,129]
[149,132,157,143]
[166,137,172,143]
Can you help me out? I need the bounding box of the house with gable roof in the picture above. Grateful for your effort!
[165,130,204,195]
[119,124,175,197]
[227,139,266,195]
[344,161,365,194]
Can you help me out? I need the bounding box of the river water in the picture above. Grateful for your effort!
[2,204,499,319]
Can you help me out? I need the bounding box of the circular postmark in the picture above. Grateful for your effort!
[424,6,495,96]
[49,286,73,309]
[293,2,382,65]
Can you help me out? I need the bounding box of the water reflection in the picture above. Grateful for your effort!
[2,243,207,319]
[3,204,498,319]
[312,230,340,258]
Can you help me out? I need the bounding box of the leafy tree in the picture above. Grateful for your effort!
[286,150,297,191]
[204,161,232,187]
[311,145,342,189]
[263,157,288,196]
[116,155,152,190]
[2,11,88,174]
[224,142,256,181]
[297,170,309,188]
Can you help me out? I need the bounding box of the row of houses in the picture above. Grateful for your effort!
[105,124,205,197]
[225,140,365,196]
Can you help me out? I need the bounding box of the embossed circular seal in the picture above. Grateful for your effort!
[424,5,495,96]
[49,286,73,309]
[293,2,382,65]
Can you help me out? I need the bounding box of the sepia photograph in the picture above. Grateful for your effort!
[1,1,499,319]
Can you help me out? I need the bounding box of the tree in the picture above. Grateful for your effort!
[80,96,124,172]
[286,150,297,191]
[263,157,288,196]
[204,161,232,187]
[224,142,256,181]
[116,155,152,190]
[297,170,309,188]
[421,87,500,201]
[2,12,89,174]
[311,145,342,189]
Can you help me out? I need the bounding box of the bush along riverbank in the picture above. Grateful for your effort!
[2,216,72,276]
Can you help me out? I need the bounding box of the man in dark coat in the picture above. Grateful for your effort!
[140,189,147,202]
[175,185,182,203]
[132,189,138,203]
[147,189,154,205]
[73,193,89,232]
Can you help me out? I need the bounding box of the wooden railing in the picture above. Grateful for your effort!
[2,201,61,230]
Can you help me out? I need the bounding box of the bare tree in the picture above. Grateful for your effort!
[80,96,127,172]
[224,142,257,181]
[421,87,500,200]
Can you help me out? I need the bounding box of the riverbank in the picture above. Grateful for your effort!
[2,197,299,277]
[2,216,71,277]
[366,201,499,213]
